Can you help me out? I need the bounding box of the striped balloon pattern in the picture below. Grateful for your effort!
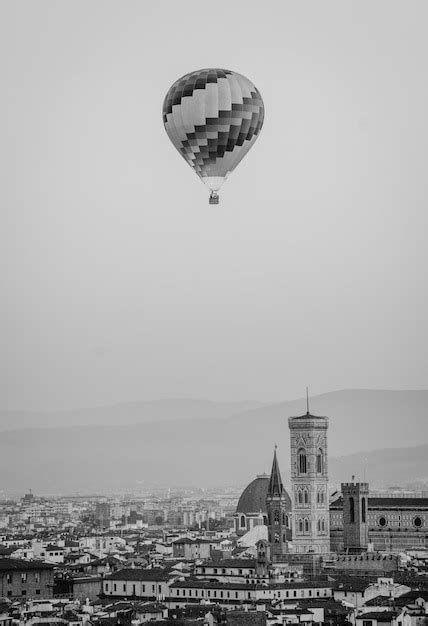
[163,68,264,203]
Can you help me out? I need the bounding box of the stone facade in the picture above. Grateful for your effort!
[330,495,428,553]
[342,482,369,553]
[288,412,330,554]
[0,559,54,599]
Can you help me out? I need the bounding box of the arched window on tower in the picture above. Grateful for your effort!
[274,510,279,524]
[298,449,307,474]
[362,497,366,523]
[317,519,321,532]
[304,489,309,504]
[240,515,246,529]
[349,497,355,524]
[317,449,324,474]
[285,515,289,528]
[298,490,303,505]
[298,518,303,533]
[282,512,286,525]
[304,518,309,533]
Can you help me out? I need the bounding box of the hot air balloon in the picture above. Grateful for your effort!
[162,68,264,204]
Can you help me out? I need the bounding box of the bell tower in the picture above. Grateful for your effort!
[342,481,369,553]
[288,399,330,554]
[266,447,290,563]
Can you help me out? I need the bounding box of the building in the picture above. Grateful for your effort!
[0,558,54,599]
[266,447,291,563]
[342,482,369,553]
[103,568,171,600]
[167,579,333,609]
[330,488,428,553]
[288,408,330,555]
[172,537,218,560]
[234,475,270,536]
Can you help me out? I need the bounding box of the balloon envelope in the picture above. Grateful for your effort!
[162,68,264,202]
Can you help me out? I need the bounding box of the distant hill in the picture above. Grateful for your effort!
[0,399,263,431]
[0,389,427,493]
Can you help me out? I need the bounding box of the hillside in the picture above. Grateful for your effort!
[0,399,263,431]
[0,389,427,494]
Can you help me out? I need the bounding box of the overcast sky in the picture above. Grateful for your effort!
[1,1,427,411]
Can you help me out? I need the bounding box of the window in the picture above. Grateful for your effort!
[379,516,387,527]
[142,584,145,593]
[349,497,355,524]
[363,621,373,626]
[35,590,40,595]
[362,498,366,523]
[298,519,303,533]
[317,449,323,473]
[6,574,12,584]
[21,590,27,596]
[298,490,303,504]
[304,518,309,533]
[21,573,27,583]
[35,572,40,583]
[274,510,279,523]
[7,591,12,597]
[298,449,307,474]
[105,584,109,592]
[123,584,126,592]
[114,584,117,592]
[414,516,423,528]
[304,490,309,504]
[240,515,246,528]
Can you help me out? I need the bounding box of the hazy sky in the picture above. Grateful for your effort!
[1,1,428,411]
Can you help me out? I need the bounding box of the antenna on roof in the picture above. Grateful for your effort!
[306,386,310,415]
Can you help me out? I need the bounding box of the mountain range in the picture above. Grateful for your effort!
[0,389,427,494]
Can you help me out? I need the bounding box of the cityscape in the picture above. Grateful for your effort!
[1,400,428,625]
[2,1,428,626]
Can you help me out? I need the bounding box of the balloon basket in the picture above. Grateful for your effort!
[209,192,219,205]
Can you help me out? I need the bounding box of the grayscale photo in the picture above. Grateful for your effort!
[1,1,428,625]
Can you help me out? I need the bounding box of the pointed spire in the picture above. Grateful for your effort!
[268,446,284,497]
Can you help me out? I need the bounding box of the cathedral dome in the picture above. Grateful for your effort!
[236,474,270,514]
[236,474,292,514]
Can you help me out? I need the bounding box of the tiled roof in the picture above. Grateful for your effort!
[104,568,170,582]
[357,611,399,621]
[197,558,256,569]
[0,558,54,571]
[170,579,332,591]
[330,496,428,509]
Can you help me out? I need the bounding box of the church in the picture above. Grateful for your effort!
[234,404,428,564]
